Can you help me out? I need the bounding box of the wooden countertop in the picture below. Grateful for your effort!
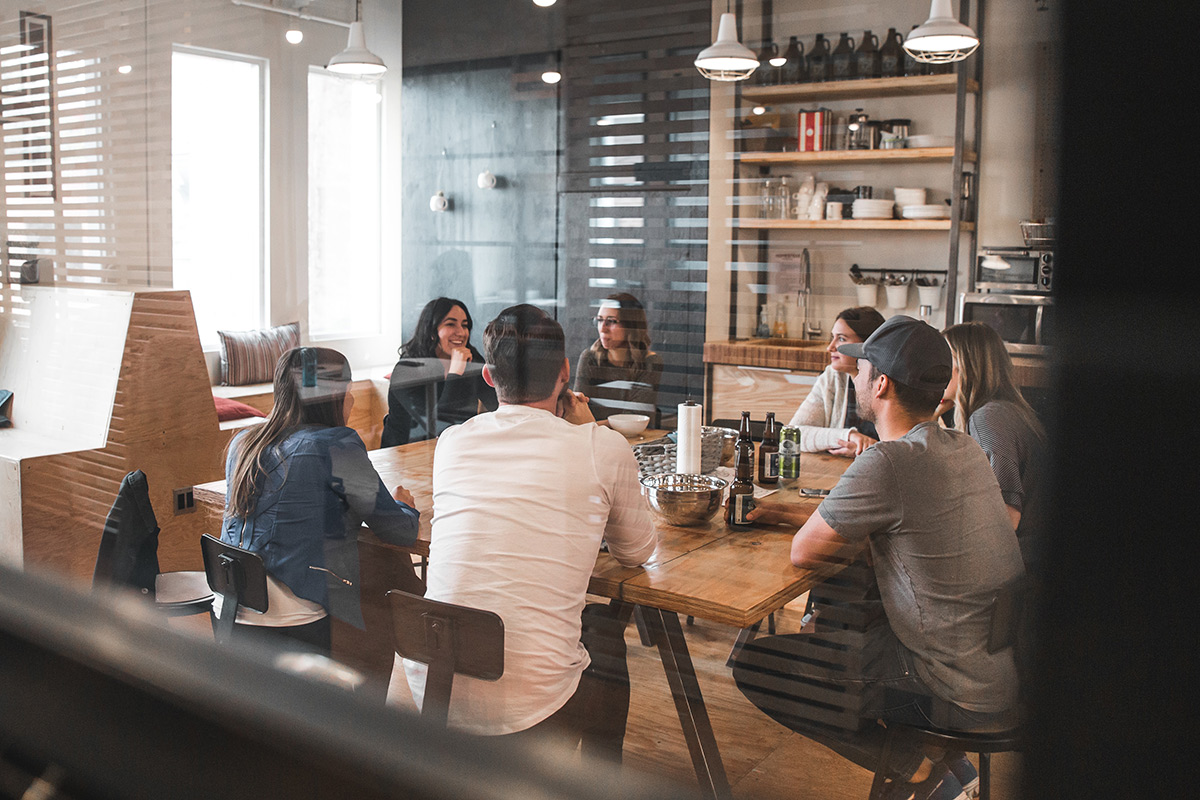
[703,339,829,371]
[705,338,1053,388]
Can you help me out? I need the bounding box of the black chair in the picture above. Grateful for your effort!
[93,469,212,616]
[386,589,504,728]
[867,578,1027,800]
[201,533,269,644]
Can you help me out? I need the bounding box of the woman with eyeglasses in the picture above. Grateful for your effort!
[574,293,663,421]
[381,297,499,447]
[222,347,420,654]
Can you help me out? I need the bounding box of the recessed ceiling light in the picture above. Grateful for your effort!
[285,28,303,44]
[533,0,557,6]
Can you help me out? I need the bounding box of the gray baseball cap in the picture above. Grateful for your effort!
[837,315,952,392]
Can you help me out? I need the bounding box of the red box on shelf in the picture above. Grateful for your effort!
[797,109,832,152]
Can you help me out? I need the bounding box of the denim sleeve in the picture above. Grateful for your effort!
[327,430,419,546]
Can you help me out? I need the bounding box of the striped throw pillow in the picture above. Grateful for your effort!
[217,322,300,386]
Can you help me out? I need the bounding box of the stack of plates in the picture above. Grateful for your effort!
[852,198,895,220]
[900,203,950,220]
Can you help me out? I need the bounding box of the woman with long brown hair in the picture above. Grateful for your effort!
[222,347,419,653]
[786,306,886,456]
[381,296,498,446]
[942,322,1047,569]
[573,293,663,420]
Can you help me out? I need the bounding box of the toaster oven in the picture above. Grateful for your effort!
[975,246,1054,293]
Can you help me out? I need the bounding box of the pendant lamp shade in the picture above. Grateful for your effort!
[327,19,387,75]
[695,13,759,82]
[903,0,979,64]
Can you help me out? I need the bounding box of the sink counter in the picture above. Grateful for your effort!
[704,339,1053,389]
[703,339,829,372]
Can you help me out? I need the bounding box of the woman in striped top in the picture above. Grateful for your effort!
[942,322,1048,570]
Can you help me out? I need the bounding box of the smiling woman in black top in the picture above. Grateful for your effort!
[380,297,498,447]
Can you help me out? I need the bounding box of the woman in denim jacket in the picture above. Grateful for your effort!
[221,347,420,654]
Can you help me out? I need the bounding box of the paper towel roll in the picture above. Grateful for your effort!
[676,401,702,474]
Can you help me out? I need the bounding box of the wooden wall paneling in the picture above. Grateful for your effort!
[14,289,228,583]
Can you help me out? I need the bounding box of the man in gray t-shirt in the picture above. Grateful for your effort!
[733,316,1024,800]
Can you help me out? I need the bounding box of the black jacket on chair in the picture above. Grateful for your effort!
[93,469,161,594]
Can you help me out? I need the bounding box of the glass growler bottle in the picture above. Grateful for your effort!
[758,411,780,485]
[781,35,806,84]
[727,411,756,529]
[903,25,926,77]
[807,33,831,82]
[755,41,778,86]
[880,28,905,78]
[854,30,881,80]
[831,32,856,81]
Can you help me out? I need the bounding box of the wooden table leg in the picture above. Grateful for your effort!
[638,605,732,800]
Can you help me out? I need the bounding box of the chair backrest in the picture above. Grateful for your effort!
[201,534,269,643]
[386,589,503,727]
[93,469,160,593]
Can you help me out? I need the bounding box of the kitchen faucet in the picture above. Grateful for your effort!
[799,248,822,340]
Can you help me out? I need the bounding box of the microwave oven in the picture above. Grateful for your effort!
[975,246,1053,293]
[957,293,1055,356]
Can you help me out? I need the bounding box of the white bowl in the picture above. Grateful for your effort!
[905,134,954,149]
[893,188,927,206]
[608,413,650,436]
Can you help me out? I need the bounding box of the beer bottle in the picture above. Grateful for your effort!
[727,411,755,529]
[758,411,780,485]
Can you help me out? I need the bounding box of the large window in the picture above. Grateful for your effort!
[171,48,266,344]
[307,68,382,338]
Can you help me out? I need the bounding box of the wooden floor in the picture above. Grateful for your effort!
[616,596,1025,800]
[169,594,1023,800]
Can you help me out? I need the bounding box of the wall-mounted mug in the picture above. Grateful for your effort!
[429,191,449,212]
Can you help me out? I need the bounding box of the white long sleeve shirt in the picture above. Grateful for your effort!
[786,364,858,452]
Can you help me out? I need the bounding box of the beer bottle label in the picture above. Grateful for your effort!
[733,492,755,525]
[767,452,780,478]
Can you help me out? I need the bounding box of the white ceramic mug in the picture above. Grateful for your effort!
[825,201,843,220]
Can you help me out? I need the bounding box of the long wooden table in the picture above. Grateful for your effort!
[194,432,850,799]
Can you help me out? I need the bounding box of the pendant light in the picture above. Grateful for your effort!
[327,0,387,76]
[903,0,979,64]
[695,6,758,82]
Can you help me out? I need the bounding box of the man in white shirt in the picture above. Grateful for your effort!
[389,303,656,761]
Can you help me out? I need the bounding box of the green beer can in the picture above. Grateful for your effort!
[779,426,801,481]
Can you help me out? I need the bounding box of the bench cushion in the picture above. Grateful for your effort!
[217,322,299,386]
[213,396,267,422]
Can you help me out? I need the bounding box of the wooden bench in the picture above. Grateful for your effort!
[211,368,391,451]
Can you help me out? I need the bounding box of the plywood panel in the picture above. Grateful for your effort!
[14,289,227,584]
[709,364,819,423]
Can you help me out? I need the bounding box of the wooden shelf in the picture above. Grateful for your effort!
[740,74,978,104]
[737,218,973,232]
[738,147,976,165]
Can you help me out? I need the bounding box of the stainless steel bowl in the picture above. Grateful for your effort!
[640,473,729,527]
[703,426,739,465]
